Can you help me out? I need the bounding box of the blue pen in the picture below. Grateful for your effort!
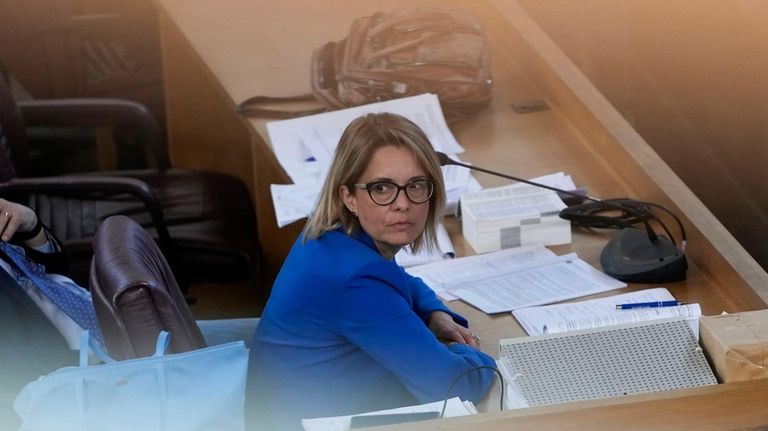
[615,300,685,310]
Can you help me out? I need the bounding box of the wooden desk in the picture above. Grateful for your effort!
[153,0,768,428]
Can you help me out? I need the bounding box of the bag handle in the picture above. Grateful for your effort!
[237,94,327,119]
[79,330,172,366]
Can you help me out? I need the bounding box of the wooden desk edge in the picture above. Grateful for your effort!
[376,379,768,430]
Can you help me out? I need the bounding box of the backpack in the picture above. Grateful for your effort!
[238,8,493,123]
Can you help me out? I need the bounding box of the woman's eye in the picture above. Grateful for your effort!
[370,183,392,194]
[408,181,425,191]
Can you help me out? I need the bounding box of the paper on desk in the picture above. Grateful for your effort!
[395,223,455,267]
[544,304,702,339]
[271,183,322,228]
[443,160,477,215]
[526,171,577,192]
[301,397,476,431]
[449,253,626,314]
[405,244,558,301]
[512,288,701,338]
[267,93,465,184]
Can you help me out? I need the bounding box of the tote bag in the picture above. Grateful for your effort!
[13,331,248,431]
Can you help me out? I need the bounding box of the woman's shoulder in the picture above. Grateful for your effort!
[307,231,405,278]
[310,230,378,259]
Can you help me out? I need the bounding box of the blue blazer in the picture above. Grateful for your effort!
[249,229,495,430]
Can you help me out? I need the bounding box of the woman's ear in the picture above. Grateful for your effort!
[340,185,358,215]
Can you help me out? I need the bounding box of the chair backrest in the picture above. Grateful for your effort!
[89,215,205,360]
[0,73,27,180]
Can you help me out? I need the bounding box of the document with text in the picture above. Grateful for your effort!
[447,253,626,314]
[512,287,701,338]
[405,244,558,301]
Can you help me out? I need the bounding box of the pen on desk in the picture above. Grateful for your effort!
[615,300,685,310]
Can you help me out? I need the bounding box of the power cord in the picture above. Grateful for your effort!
[559,198,687,251]
[440,365,505,418]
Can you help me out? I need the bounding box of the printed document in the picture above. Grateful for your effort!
[448,253,626,314]
[512,287,701,338]
[406,244,558,301]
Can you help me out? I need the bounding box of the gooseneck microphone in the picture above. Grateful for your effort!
[436,151,688,283]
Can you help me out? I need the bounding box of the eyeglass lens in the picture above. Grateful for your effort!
[366,179,433,205]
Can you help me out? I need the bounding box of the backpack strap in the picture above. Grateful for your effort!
[236,94,326,119]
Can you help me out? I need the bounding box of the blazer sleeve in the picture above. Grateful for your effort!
[337,260,496,404]
[406,273,468,327]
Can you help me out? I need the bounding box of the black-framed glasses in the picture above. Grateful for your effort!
[354,178,435,206]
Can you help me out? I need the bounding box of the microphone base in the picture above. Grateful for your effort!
[600,227,688,284]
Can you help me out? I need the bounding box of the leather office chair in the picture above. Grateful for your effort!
[0,0,165,130]
[0,73,263,294]
[90,215,206,360]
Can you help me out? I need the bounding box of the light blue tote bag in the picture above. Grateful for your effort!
[13,331,248,431]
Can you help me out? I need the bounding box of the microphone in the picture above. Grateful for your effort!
[437,151,688,283]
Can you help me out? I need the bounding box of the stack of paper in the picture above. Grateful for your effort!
[460,182,571,254]
[301,397,476,431]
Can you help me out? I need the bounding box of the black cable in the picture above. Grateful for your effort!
[440,365,505,418]
[560,197,686,250]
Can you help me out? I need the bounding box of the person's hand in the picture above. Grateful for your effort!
[0,199,42,243]
[428,310,481,349]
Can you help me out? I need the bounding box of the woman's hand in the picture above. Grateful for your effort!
[428,310,481,349]
[0,199,45,245]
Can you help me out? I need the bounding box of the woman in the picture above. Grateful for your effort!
[249,113,496,430]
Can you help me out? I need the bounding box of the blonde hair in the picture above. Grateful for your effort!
[304,113,445,254]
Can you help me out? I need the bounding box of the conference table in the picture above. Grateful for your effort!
[152,0,768,429]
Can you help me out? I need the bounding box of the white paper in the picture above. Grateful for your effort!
[406,244,557,301]
[512,288,701,338]
[267,93,465,184]
[271,183,322,228]
[449,254,626,314]
[301,397,475,431]
[544,304,702,339]
[461,187,566,221]
[395,223,455,267]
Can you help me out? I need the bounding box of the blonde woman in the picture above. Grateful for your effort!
[250,113,495,430]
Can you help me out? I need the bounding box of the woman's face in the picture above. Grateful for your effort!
[341,145,430,260]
